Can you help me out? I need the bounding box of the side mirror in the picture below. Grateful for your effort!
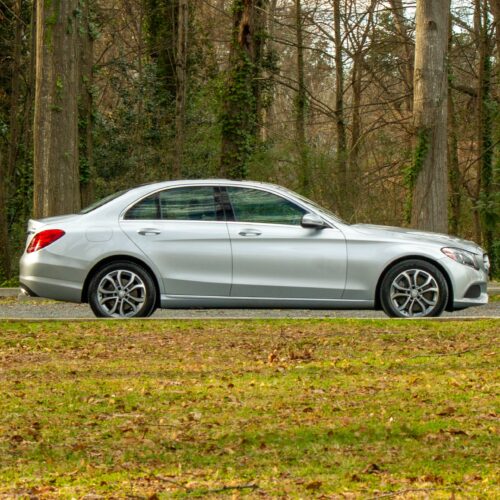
[301,213,327,229]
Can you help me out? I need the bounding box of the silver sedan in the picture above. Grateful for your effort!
[20,180,489,318]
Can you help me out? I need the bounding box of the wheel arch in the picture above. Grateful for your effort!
[81,255,161,306]
[374,255,454,311]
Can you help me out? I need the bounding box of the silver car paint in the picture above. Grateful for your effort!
[226,222,346,299]
[120,219,232,296]
[20,179,489,311]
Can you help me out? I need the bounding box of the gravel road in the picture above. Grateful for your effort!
[0,296,498,319]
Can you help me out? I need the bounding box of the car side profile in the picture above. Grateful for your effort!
[20,180,489,318]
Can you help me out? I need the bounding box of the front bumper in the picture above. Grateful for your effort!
[439,256,489,310]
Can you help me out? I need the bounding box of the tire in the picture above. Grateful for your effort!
[88,261,157,318]
[380,259,448,318]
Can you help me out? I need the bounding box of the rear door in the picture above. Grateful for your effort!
[224,186,347,299]
[120,185,232,296]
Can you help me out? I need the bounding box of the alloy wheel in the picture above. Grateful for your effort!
[97,269,146,317]
[389,269,439,317]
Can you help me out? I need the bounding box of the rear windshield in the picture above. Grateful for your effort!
[80,189,128,214]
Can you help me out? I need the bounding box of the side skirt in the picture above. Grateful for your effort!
[160,294,374,310]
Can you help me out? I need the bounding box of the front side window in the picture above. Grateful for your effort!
[124,186,221,221]
[227,187,306,225]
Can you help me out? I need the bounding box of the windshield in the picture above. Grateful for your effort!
[80,189,129,214]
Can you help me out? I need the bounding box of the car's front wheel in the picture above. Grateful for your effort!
[380,260,448,318]
[88,261,157,318]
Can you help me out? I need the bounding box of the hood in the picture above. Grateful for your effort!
[352,224,483,254]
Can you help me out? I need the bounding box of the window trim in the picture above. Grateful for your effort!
[120,185,224,222]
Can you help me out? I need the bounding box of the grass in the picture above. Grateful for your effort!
[0,319,498,498]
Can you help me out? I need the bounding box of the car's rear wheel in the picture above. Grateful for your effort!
[380,260,448,318]
[88,261,157,318]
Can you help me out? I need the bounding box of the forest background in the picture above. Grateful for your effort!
[0,0,499,283]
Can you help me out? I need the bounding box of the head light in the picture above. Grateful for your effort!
[483,254,490,273]
[441,247,479,270]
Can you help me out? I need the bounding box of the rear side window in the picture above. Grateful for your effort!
[124,186,222,221]
[226,187,306,225]
[124,194,160,220]
[80,189,129,214]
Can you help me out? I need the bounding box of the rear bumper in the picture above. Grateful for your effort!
[19,251,84,303]
[19,283,39,297]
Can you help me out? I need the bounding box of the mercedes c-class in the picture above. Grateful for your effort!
[20,180,489,318]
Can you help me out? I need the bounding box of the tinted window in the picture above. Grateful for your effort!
[124,193,160,220]
[80,189,129,214]
[227,187,306,225]
[124,186,220,221]
[160,187,219,221]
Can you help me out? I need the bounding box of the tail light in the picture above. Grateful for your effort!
[27,229,65,253]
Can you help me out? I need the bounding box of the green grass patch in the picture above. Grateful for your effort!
[0,319,498,497]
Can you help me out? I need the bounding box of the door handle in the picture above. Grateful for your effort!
[137,228,161,236]
[238,229,262,237]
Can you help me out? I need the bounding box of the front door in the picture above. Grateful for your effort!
[224,187,347,299]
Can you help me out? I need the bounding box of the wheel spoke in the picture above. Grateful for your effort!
[408,298,418,316]
[396,296,411,313]
[420,295,437,306]
[100,294,118,303]
[411,270,420,288]
[107,298,119,315]
[124,297,141,311]
[126,294,144,304]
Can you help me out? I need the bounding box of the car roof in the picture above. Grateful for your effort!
[133,179,280,189]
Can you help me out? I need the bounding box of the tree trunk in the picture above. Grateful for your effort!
[333,0,347,200]
[220,0,267,179]
[295,0,309,195]
[80,0,95,208]
[410,0,449,232]
[349,52,362,217]
[0,150,9,280]
[389,0,414,112]
[260,0,277,142]
[34,0,81,218]
[173,0,189,178]
[476,0,496,273]
[347,0,375,219]
[0,0,23,279]
[447,14,461,236]
[491,0,500,55]
[7,0,23,183]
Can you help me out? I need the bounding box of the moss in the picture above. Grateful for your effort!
[44,0,60,49]
[404,127,430,224]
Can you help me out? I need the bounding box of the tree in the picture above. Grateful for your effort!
[294,0,309,194]
[490,0,500,53]
[0,0,23,279]
[476,0,497,274]
[333,0,348,211]
[33,0,81,217]
[79,0,95,207]
[220,0,267,179]
[409,0,450,232]
[173,0,189,177]
[389,0,413,112]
